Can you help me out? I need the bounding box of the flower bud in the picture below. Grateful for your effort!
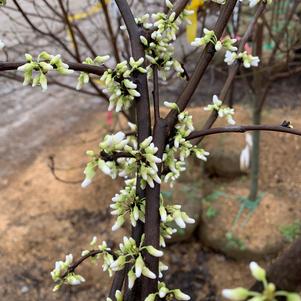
[146,246,164,257]
[249,262,266,282]
[222,288,250,301]
[174,289,191,300]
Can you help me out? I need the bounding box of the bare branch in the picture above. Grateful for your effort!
[187,124,301,140]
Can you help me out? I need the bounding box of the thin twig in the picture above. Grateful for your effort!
[187,124,301,140]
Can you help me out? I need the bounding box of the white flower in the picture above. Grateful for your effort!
[164,101,179,111]
[115,290,123,301]
[212,0,226,4]
[173,289,191,300]
[240,133,252,171]
[0,39,5,49]
[222,288,250,300]
[159,286,169,298]
[249,262,266,282]
[145,246,164,257]
[128,269,136,289]
[224,50,237,65]
[204,95,222,111]
[66,274,85,285]
[250,56,260,67]
[215,41,223,51]
[222,36,238,51]
[81,178,92,188]
[142,266,156,279]
[112,215,125,231]
[249,0,260,7]
[238,52,260,68]
[135,254,144,278]
[90,236,97,246]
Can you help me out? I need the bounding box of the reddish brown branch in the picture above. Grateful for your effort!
[187,124,301,140]
[0,61,106,76]
[61,249,117,279]
[165,0,238,130]
[193,1,267,145]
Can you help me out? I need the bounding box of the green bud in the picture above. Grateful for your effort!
[249,262,266,282]
[145,293,156,301]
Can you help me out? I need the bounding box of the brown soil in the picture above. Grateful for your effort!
[0,105,301,300]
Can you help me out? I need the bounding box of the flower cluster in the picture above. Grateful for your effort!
[100,58,146,112]
[50,254,85,292]
[163,105,209,185]
[139,136,162,189]
[191,30,252,71]
[223,261,300,301]
[51,239,115,292]
[82,130,162,190]
[145,282,191,301]
[0,39,4,49]
[81,131,130,187]
[224,50,260,68]
[215,36,238,52]
[76,55,110,90]
[191,27,259,70]
[159,195,195,247]
[109,236,163,290]
[17,52,73,91]
[204,95,235,125]
[138,1,192,79]
[191,28,217,47]
[110,178,145,231]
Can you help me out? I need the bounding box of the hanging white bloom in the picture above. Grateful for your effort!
[238,51,260,68]
[224,50,238,65]
[211,0,226,4]
[222,36,238,52]
[249,262,266,282]
[147,282,191,301]
[81,178,92,188]
[240,133,253,171]
[215,41,223,51]
[17,52,73,91]
[191,28,217,47]
[222,288,250,300]
[0,39,5,49]
[205,95,235,125]
[204,95,222,111]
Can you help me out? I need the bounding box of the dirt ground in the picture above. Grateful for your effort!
[0,104,301,301]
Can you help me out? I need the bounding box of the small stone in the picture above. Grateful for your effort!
[20,286,29,294]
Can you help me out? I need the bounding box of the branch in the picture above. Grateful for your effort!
[58,0,81,61]
[0,61,106,76]
[268,0,301,65]
[152,65,160,123]
[99,0,121,63]
[61,249,117,279]
[100,151,135,161]
[192,1,267,144]
[172,0,190,19]
[111,1,152,300]
[187,124,301,140]
[48,155,82,185]
[165,0,238,130]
